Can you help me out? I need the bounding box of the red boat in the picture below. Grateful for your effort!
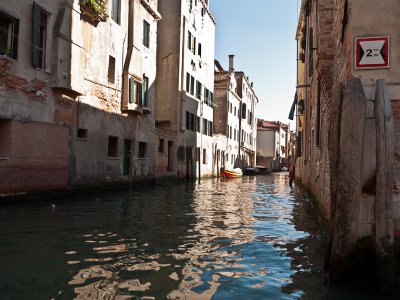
[220,168,243,178]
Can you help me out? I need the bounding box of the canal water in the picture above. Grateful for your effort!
[0,173,390,299]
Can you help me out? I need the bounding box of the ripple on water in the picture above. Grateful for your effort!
[0,174,324,299]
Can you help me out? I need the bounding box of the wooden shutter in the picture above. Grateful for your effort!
[186,73,190,92]
[139,82,143,106]
[12,19,19,60]
[32,2,41,67]
[129,78,135,103]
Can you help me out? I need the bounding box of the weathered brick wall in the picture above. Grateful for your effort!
[296,0,335,221]
[332,0,353,85]
[0,57,47,103]
[0,120,69,195]
[391,99,400,231]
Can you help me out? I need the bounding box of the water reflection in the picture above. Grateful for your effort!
[0,173,330,299]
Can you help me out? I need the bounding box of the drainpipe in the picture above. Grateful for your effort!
[122,0,134,106]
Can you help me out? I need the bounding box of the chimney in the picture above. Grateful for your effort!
[251,82,253,88]
[229,54,234,71]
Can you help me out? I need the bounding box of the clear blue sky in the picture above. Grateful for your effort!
[209,0,300,127]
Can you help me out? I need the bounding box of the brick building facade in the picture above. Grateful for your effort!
[0,0,161,195]
[294,0,400,290]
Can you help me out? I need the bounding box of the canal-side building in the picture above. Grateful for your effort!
[0,0,161,195]
[214,57,241,171]
[256,120,290,170]
[156,0,216,178]
[235,71,258,168]
[293,0,400,289]
[214,55,259,172]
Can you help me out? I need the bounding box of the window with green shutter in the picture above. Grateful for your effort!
[129,78,135,104]
[142,75,149,107]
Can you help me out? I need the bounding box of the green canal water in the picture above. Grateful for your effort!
[0,173,391,299]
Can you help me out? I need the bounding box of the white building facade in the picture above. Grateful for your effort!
[156,0,216,178]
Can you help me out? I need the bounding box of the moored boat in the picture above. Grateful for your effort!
[255,166,270,175]
[220,167,243,178]
[243,167,258,175]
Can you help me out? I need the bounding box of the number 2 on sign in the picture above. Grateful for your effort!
[366,49,380,57]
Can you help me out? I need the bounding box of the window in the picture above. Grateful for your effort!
[186,73,190,92]
[202,118,207,135]
[108,56,115,83]
[204,88,209,102]
[186,112,200,132]
[187,31,192,50]
[190,75,195,95]
[202,148,207,164]
[198,43,202,57]
[187,31,196,54]
[129,78,141,104]
[108,136,118,157]
[0,12,18,59]
[143,20,150,48]
[111,0,121,24]
[77,128,88,139]
[32,2,47,69]
[196,147,200,161]
[159,139,164,152]
[241,103,247,119]
[128,77,147,107]
[142,75,149,107]
[196,81,202,99]
[138,142,147,158]
[196,115,200,132]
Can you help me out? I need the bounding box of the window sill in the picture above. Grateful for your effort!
[0,157,10,160]
[122,103,143,114]
[76,137,88,141]
[0,54,14,61]
[107,156,120,160]
[34,67,52,74]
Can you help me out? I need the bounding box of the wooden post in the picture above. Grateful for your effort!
[328,78,366,281]
[325,82,343,271]
[374,79,395,292]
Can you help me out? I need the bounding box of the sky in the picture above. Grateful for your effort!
[209,0,300,128]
